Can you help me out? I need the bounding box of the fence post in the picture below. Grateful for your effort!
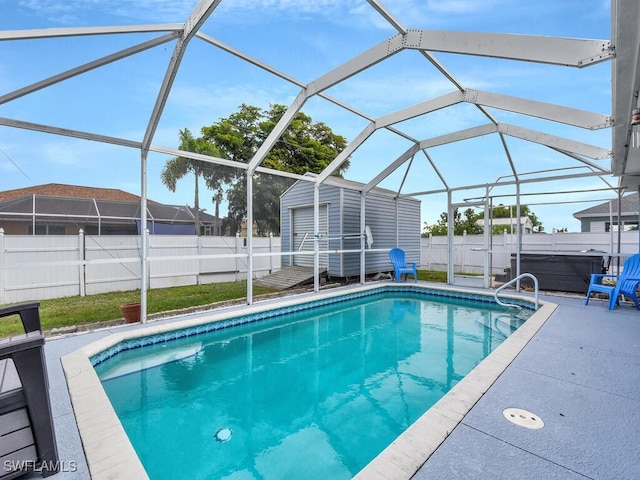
[269,233,273,274]
[78,229,86,297]
[503,230,509,271]
[461,231,467,273]
[0,228,4,304]
[146,228,151,291]
[235,233,241,281]
[197,235,202,286]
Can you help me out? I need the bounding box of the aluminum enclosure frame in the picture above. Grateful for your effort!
[1,0,633,321]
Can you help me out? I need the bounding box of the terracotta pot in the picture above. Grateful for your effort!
[120,302,141,323]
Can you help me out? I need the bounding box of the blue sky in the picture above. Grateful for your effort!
[0,0,613,232]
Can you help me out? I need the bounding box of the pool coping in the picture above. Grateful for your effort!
[60,282,556,480]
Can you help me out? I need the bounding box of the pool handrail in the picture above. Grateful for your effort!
[494,273,539,310]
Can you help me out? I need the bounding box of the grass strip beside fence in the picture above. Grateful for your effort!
[0,270,447,338]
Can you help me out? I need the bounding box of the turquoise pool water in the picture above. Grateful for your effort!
[94,289,531,479]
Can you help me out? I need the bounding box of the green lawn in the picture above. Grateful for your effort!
[416,270,447,283]
[0,270,448,338]
[0,281,276,338]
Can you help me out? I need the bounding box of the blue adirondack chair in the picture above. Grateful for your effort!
[389,247,417,283]
[585,253,640,310]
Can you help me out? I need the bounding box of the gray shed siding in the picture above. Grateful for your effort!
[396,197,421,259]
[280,180,420,277]
[325,185,343,275]
[280,181,307,268]
[280,181,341,269]
[363,192,395,274]
[340,188,363,277]
[360,193,421,276]
[291,205,328,267]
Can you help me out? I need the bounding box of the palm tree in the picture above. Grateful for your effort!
[161,128,222,235]
[209,189,224,235]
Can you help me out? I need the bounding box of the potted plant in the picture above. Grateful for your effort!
[120,302,141,323]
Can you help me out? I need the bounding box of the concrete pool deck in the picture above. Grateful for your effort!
[22,284,640,479]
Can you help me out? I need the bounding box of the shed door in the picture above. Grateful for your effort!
[292,205,328,268]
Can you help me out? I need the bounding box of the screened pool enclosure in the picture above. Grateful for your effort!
[1,0,639,321]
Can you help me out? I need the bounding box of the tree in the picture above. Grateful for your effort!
[490,224,517,235]
[160,128,227,235]
[423,204,543,236]
[224,174,284,236]
[422,208,482,236]
[201,104,349,236]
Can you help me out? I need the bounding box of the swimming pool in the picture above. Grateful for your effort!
[62,284,554,479]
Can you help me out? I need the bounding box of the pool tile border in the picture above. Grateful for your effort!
[88,284,534,368]
[61,282,554,480]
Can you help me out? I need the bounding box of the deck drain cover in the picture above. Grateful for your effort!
[502,408,544,429]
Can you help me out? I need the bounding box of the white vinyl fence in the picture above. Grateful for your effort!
[420,230,640,275]
[0,231,280,304]
[2,229,639,304]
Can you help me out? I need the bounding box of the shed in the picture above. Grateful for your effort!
[280,175,421,278]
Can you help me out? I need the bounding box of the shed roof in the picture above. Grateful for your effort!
[282,173,420,201]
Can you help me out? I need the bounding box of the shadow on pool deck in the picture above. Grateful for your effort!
[34,289,640,479]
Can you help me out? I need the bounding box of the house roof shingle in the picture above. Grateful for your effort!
[0,183,219,225]
[0,183,146,203]
[573,193,639,219]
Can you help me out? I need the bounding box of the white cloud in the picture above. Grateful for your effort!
[164,82,298,133]
[215,0,401,31]
[14,0,196,24]
[326,72,456,116]
[11,0,370,25]
[219,0,500,24]
[0,145,29,177]
[38,138,131,170]
[219,0,360,14]
[424,0,502,14]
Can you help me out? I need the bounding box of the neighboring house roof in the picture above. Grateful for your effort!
[573,193,639,219]
[0,183,150,204]
[0,183,218,225]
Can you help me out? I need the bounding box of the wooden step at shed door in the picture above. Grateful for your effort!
[254,267,326,291]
